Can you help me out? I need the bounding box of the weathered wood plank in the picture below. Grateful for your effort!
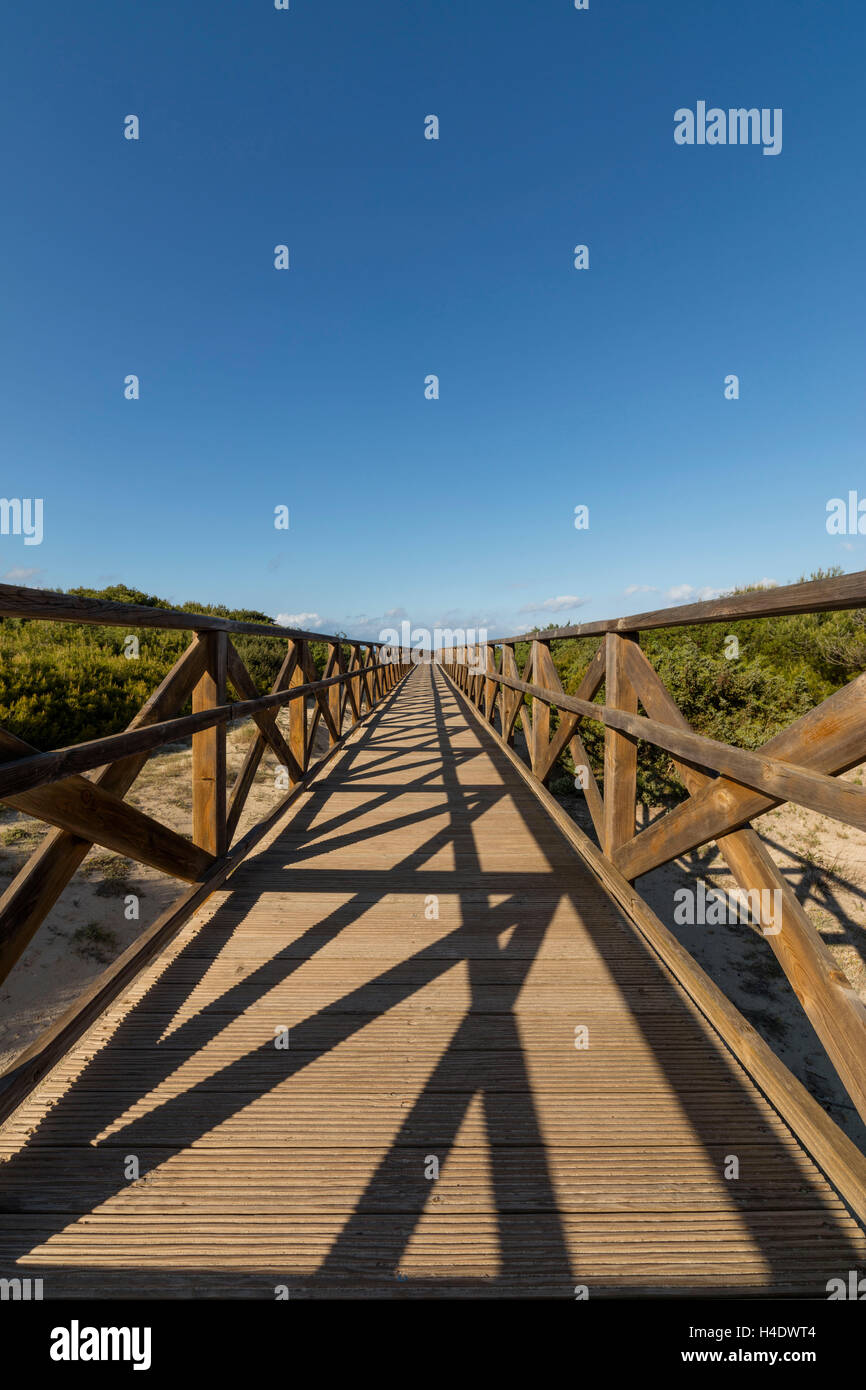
[620,640,866,1126]
[614,669,866,880]
[468,664,866,832]
[446,666,866,1230]
[0,662,861,1300]
[0,678,407,1124]
[192,632,228,857]
[603,633,638,856]
[0,580,363,642]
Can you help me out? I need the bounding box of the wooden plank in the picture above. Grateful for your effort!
[1,1144,842,1216]
[225,643,299,844]
[533,639,605,782]
[1,662,861,1299]
[0,681,405,1124]
[1,766,214,884]
[473,665,866,832]
[192,632,227,857]
[444,666,866,1230]
[327,644,342,747]
[483,645,498,723]
[500,645,522,744]
[288,641,308,780]
[603,632,639,856]
[225,641,303,787]
[0,664,393,800]
[530,641,550,777]
[0,580,370,643]
[533,639,605,800]
[298,642,341,748]
[357,646,376,713]
[344,645,363,724]
[614,669,866,881]
[620,641,866,1127]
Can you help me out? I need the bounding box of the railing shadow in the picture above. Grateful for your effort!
[0,666,861,1295]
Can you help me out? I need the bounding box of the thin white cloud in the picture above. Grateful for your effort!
[665,584,722,603]
[2,567,43,584]
[519,595,587,614]
[624,584,659,596]
[276,611,323,629]
[665,578,778,605]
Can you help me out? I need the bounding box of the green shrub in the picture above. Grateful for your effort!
[0,585,322,749]
[517,569,864,806]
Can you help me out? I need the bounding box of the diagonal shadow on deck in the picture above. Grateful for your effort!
[0,666,861,1295]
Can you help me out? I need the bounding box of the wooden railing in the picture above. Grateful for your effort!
[439,569,866,1129]
[0,583,410,1114]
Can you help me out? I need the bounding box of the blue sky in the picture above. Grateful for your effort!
[1,0,863,641]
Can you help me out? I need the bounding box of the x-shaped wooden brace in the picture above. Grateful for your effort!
[608,644,866,1125]
[0,639,212,985]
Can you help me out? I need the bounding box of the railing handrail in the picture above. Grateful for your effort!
[0,661,395,799]
[0,622,412,1021]
[494,567,866,644]
[451,661,865,832]
[0,581,382,646]
[439,583,866,1134]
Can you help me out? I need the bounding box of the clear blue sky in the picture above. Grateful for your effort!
[1,0,863,641]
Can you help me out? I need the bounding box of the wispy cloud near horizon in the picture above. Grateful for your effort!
[519,595,587,615]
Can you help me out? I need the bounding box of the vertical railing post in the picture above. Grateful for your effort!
[484,643,497,723]
[350,643,362,723]
[530,639,550,775]
[603,631,640,857]
[327,641,342,747]
[192,630,227,857]
[501,643,518,745]
[289,639,307,782]
[472,644,483,707]
[373,645,383,701]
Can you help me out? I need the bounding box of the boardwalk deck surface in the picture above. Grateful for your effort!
[0,665,863,1297]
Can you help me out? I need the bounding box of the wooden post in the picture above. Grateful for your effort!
[484,644,497,723]
[603,631,639,857]
[191,631,227,857]
[500,645,519,745]
[327,642,342,746]
[530,640,550,777]
[289,640,307,780]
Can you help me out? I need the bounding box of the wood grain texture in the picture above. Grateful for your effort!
[445,665,866,1233]
[618,640,866,1127]
[0,664,862,1299]
[468,665,866,832]
[192,632,228,857]
[0,580,373,643]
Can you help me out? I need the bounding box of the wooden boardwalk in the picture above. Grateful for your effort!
[0,663,864,1297]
